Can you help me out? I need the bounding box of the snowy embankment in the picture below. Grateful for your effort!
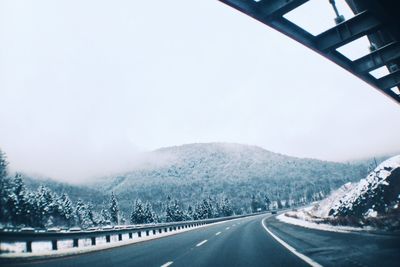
[278,155,400,232]
[276,209,371,233]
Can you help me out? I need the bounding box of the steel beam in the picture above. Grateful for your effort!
[220,0,308,22]
[353,42,400,73]
[316,11,381,51]
[377,70,400,91]
[218,0,400,104]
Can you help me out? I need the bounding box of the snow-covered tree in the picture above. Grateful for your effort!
[277,199,283,209]
[7,174,31,226]
[0,149,8,223]
[130,199,146,224]
[100,208,111,225]
[193,197,215,220]
[57,193,75,226]
[264,195,271,211]
[165,197,185,222]
[109,192,119,225]
[34,186,57,227]
[219,197,233,217]
[75,199,93,228]
[143,201,156,223]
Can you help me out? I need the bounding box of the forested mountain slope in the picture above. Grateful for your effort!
[93,143,369,213]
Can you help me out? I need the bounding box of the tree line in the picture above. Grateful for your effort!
[0,149,314,229]
[0,150,238,228]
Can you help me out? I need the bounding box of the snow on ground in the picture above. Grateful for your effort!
[0,217,246,258]
[277,155,400,232]
[331,155,400,216]
[310,182,354,218]
[276,213,370,233]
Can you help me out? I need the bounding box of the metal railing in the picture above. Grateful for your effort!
[0,212,266,254]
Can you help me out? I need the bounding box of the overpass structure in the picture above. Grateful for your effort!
[219,0,400,104]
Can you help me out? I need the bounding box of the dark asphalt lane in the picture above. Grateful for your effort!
[1,215,310,267]
[4,214,399,267]
[266,216,400,267]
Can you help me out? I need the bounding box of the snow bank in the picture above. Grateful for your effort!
[276,213,368,233]
[278,155,400,231]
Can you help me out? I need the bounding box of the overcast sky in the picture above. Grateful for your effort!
[1,0,399,182]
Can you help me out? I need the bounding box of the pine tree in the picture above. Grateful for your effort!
[220,197,233,217]
[7,174,30,226]
[0,149,7,180]
[34,186,57,227]
[75,199,92,228]
[284,199,291,209]
[143,201,155,223]
[86,203,96,226]
[57,193,75,226]
[0,149,8,223]
[100,208,111,225]
[264,195,271,211]
[251,194,258,212]
[186,205,194,220]
[165,198,185,222]
[109,192,119,225]
[277,199,283,209]
[130,199,146,224]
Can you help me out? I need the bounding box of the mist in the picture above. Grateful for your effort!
[1,0,399,183]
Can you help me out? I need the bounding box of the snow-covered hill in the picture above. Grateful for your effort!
[329,155,400,218]
[284,155,400,230]
[91,143,367,212]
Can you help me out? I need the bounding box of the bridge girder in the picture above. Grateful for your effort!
[219,0,400,104]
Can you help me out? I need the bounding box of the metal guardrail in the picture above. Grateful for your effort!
[0,212,266,254]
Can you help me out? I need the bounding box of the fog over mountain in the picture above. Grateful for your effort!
[23,143,372,214]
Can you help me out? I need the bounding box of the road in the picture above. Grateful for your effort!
[2,214,400,267]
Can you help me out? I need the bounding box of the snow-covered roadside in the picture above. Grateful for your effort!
[277,155,400,233]
[0,217,246,259]
[276,213,371,233]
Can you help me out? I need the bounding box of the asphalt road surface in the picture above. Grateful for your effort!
[2,214,399,267]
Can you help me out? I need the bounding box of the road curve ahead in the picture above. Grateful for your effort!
[2,214,311,267]
[3,213,399,267]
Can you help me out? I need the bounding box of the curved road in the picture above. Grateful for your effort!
[2,214,400,267]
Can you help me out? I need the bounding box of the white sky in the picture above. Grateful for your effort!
[1,0,399,182]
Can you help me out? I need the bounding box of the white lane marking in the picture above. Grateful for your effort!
[196,240,208,247]
[160,261,173,267]
[261,218,323,267]
[225,227,230,230]
[215,231,221,236]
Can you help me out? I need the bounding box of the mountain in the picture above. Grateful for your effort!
[329,155,400,219]
[22,175,106,207]
[92,143,369,213]
[293,155,400,230]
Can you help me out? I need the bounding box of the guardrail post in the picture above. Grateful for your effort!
[153,229,156,235]
[138,231,142,238]
[91,237,96,246]
[52,240,58,250]
[173,226,176,231]
[129,233,133,239]
[106,235,110,243]
[146,230,149,236]
[118,234,122,241]
[158,229,162,234]
[26,241,32,252]
[164,227,168,232]
[169,227,173,231]
[73,238,79,248]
